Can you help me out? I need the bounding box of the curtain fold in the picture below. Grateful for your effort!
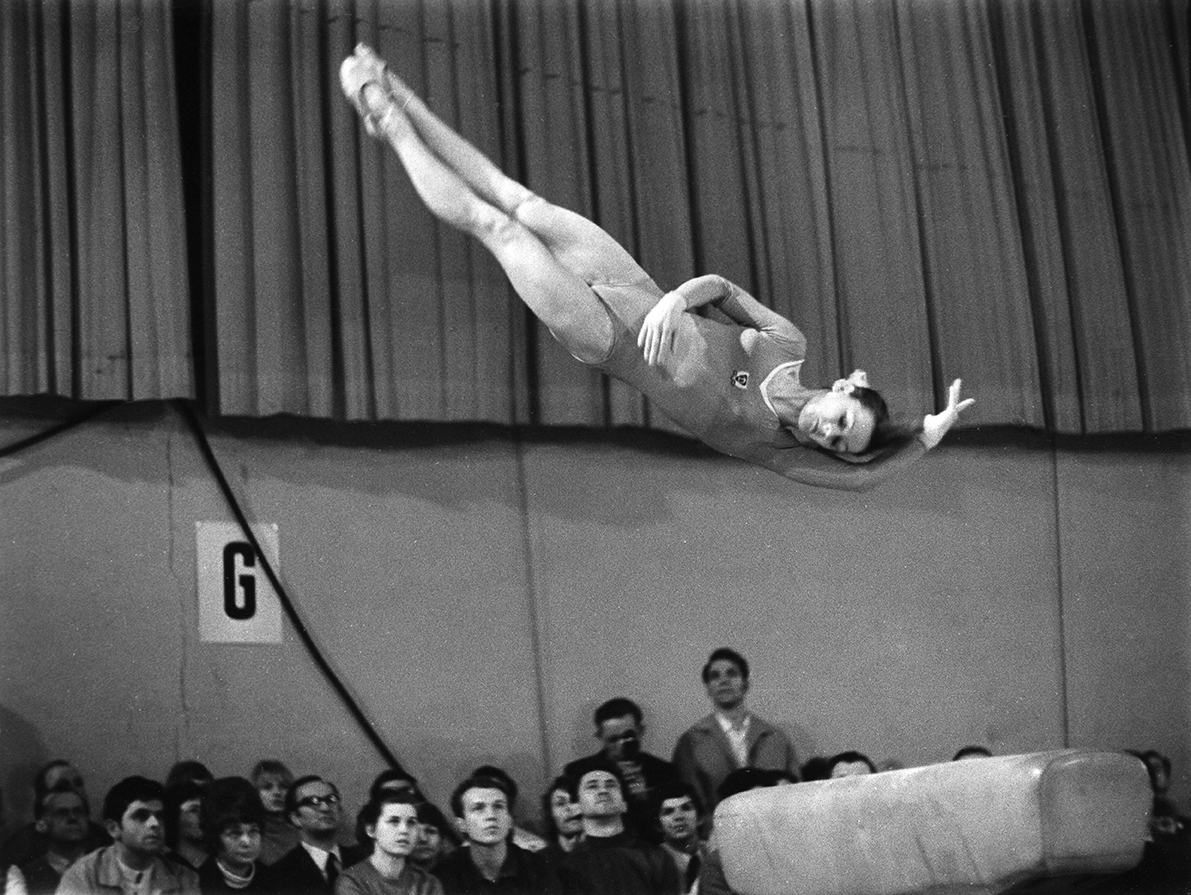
[0,0,191,401]
[3,0,1189,436]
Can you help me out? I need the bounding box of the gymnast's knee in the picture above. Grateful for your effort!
[472,206,527,251]
[509,192,549,225]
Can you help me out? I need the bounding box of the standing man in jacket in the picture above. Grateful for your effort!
[671,648,797,817]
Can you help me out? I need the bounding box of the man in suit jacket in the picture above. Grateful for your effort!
[671,648,797,817]
[271,776,366,895]
[564,698,680,842]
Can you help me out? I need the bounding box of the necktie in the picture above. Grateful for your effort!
[326,853,340,887]
[685,852,702,892]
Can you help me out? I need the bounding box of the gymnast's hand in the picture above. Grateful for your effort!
[920,379,975,449]
[638,292,687,366]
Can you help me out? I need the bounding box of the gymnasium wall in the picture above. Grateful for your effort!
[0,401,1187,832]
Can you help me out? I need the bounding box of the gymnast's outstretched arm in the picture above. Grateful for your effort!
[752,379,973,491]
[638,275,805,366]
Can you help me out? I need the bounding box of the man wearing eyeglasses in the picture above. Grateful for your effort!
[564,698,680,843]
[271,776,365,895]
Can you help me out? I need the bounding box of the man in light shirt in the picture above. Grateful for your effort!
[671,648,797,818]
[55,777,199,895]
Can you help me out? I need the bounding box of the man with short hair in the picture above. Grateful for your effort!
[1,762,110,872]
[55,776,200,895]
[20,788,94,895]
[652,784,706,894]
[432,773,562,894]
[672,648,797,816]
[564,699,679,842]
[563,763,681,895]
[270,776,365,895]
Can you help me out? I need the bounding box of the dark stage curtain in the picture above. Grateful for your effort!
[0,0,194,401]
[2,0,1189,434]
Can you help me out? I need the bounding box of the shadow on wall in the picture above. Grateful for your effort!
[0,705,50,833]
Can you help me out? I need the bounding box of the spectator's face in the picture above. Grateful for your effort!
[110,799,166,858]
[45,765,87,801]
[456,787,512,847]
[577,771,625,819]
[658,796,698,847]
[549,788,582,836]
[597,715,642,761]
[830,761,872,779]
[411,823,443,863]
[256,774,290,815]
[369,802,419,858]
[40,791,89,844]
[218,822,262,869]
[178,798,204,845]
[1146,756,1170,793]
[705,660,748,710]
[290,780,341,836]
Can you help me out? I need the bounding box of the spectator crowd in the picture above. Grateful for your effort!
[2,648,1185,895]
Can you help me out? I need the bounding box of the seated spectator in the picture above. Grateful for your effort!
[797,757,830,783]
[1141,750,1182,831]
[538,777,581,856]
[714,768,792,804]
[250,761,298,866]
[335,791,440,895]
[166,764,214,793]
[466,767,546,853]
[197,777,275,894]
[165,781,208,870]
[652,783,706,894]
[432,773,563,895]
[563,761,682,895]
[56,776,200,895]
[367,772,423,805]
[565,699,680,842]
[408,803,456,873]
[952,746,993,762]
[18,788,92,895]
[827,752,877,779]
[0,762,109,871]
[272,776,366,895]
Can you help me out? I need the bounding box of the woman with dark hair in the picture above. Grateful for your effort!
[166,781,209,870]
[339,44,973,492]
[337,793,441,895]
[539,776,582,856]
[197,777,275,894]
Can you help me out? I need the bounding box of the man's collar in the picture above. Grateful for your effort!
[300,840,340,865]
[714,710,751,733]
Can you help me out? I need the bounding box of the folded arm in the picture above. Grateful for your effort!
[638,275,804,365]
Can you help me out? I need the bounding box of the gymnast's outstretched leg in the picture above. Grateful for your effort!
[343,44,651,292]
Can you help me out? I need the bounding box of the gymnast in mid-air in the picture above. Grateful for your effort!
[340,44,973,491]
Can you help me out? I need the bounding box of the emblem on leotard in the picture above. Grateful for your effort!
[732,371,750,389]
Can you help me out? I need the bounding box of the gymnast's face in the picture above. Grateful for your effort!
[797,390,876,455]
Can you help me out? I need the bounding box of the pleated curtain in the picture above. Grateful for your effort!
[0,0,192,400]
[3,0,1189,435]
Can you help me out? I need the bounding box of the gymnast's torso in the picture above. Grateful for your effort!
[583,279,925,491]
[588,280,810,456]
